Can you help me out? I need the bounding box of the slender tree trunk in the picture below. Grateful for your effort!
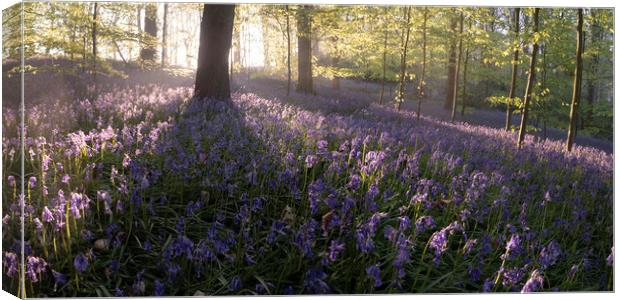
[444,16,458,110]
[566,9,584,152]
[161,3,168,67]
[505,7,520,131]
[296,5,314,94]
[586,10,600,127]
[92,3,97,84]
[541,43,548,140]
[396,7,411,112]
[460,46,469,117]
[195,4,235,100]
[517,8,540,149]
[450,12,464,123]
[416,8,428,119]
[379,7,388,105]
[140,4,157,62]
[286,5,292,97]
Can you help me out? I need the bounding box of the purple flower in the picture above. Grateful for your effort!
[539,240,561,269]
[502,234,522,261]
[521,269,544,293]
[398,216,411,232]
[154,279,165,296]
[328,239,345,262]
[26,256,47,282]
[502,267,526,288]
[3,252,18,277]
[7,175,15,187]
[366,263,382,287]
[463,239,477,257]
[42,206,54,223]
[228,275,241,292]
[482,278,494,292]
[61,174,70,184]
[52,270,67,286]
[415,216,435,233]
[307,180,325,215]
[305,155,319,168]
[74,253,89,273]
[428,230,448,264]
[607,246,614,266]
[29,176,37,188]
[303,267,330,294]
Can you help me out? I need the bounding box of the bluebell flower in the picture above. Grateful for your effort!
[539,240,561,269]
[521,269,544,293]
[154,279,165,296]
[228,275,242,292]
[74,253,89,273]
[328,239,345,262]
[366,263,382,287]
[52,270,67,286]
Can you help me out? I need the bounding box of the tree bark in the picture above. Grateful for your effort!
[416,7,428,119]
[92,3,97,84]
[566,8,584,152]
[379,7,388,105]
[396,7,411,112]
[140,4,157,62]
[450,12,464,123]
[516,8,540,149]
[195,4,235,100]
[460,45,469,117]
[444,16,458,110]
[296,5,314,94]
[505,7,520,131]
[285,5,292,97]
[585,10,600,127]
[161,3,168,67]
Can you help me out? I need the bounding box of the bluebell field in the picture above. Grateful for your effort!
[1,84,614,296]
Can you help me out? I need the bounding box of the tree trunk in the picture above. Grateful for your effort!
[505,7,520,131]
[379,7,388,105]
[566,9,584,152]
[416,8,428,119]
[444,16,458,110]
[195,4,235,100]
[517,8,540,149]
[162,3,168,67]
[286,5,292,97]
[92,3,97,84]
[140,4,157,62]
[585,10,600,127]
[450,12,464,123]
[396,7,411,112]
[296,5,314,94]
[460,45,469,117]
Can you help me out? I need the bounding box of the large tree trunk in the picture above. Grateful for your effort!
[140,4,157,62]
[379,6,388,105]
[505,7,520,131]
[161,3,168,67]
[195,4,235,100]
[450,12,464,123]
[566,9,584,152]
[516,8,540,149]
[296,5,314,94]
[444,17,458,110]
[396,7,411,112]
[416,7,428,119]
[286,5,292,97]
[92,3,97,84]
